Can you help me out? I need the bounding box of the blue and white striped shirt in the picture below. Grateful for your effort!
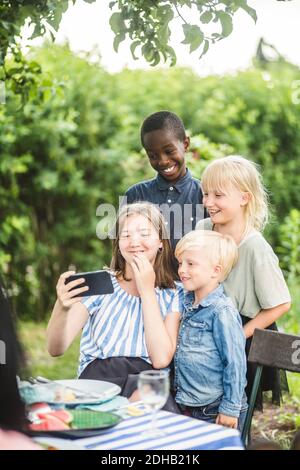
[78,273,184,376]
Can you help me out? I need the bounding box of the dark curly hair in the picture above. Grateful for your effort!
[140,111,186,146]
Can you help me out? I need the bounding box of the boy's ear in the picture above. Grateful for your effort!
[212,265,222,278]
[184,136,190,151]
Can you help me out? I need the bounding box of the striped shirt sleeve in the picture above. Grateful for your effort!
[81,295,104,316]
[166,283,185,315]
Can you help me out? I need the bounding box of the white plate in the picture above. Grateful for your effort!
[48,379,121,405]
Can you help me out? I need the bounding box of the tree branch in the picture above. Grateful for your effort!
[173,1,188,24]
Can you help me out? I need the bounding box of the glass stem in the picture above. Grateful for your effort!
[150,409,157,432]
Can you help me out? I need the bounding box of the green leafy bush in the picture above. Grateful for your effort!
[1,44,299,321]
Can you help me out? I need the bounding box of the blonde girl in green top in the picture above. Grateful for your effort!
[196,155,291,408]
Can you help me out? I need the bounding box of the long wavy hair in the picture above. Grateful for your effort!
[201,155,269,232]
[110,203,177,288]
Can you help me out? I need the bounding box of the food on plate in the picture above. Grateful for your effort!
[28,404,73,431]
[30,402,52,414]
[27,405,121,433]
[29,413,70,431]
[38,409,73,424]
[126,405,144,417]
[54,388,76,402]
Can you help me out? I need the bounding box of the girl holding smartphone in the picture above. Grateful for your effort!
[47,203,184,404]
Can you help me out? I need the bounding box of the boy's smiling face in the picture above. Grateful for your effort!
[177,247,221,302]
[143,129,189,183]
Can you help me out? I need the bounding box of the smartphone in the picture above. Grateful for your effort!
[65,270,114,297]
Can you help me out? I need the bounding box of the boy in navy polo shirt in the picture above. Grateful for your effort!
[125,111,206,250]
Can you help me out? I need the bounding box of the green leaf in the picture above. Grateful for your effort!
[161,49,168,62]
[113,32,125,52]
[0,66,5,80]
[150,51,160,67]
[49,29,56,42]
[130,40,140,60]
[236,0,257,22]
[42,88,52,102]
[157,24,170,45]
[47,6,64,32]
[9,48,22,61]
[6,66,23,77]
[164,45,177,66]
[28,61,42,73]
[141,43,155,63]
[61,1,70,14]
[7,215,29,233]
[160,6,174,23]
[109,12,126,35]
[29,22,43,39]
[199,39,210,59]
[181,0,192,7]
[200,11,213,24]
[182,24,204,53]
[36,170,59,190]
[217,11,233,38]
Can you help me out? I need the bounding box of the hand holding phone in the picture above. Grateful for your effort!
[65,270,114,297]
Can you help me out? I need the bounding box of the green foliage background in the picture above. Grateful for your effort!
[1,44,300,326]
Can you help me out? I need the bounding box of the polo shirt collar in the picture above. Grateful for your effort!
[155,168,192,193]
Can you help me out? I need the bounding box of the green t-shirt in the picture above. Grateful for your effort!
[196,219,291,319]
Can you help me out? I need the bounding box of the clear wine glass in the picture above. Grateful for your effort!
[138,370,169,438]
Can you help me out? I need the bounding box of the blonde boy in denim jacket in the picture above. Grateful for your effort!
[174,231,248,430]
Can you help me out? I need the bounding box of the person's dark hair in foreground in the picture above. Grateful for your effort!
[0,280,26,431]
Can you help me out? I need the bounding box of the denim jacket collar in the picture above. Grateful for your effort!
[184,284,224,310]
[156,168,192,193]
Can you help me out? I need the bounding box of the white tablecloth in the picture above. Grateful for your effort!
[71,410,244,450]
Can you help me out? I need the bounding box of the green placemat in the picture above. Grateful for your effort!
[70,409,121,429]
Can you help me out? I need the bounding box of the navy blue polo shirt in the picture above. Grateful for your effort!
[124,169,206,250]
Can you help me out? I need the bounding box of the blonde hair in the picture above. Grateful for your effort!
[201,155,269,232]
[110,202,176,288]
[175,230,238,282]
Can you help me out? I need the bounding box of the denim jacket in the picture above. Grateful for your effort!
[174,284,247,418]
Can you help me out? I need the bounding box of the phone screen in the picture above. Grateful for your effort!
[65,270,114,297]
